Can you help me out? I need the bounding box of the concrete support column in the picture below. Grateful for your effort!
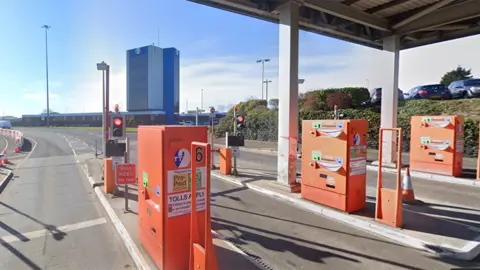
[380,36,401,165]
[277,1,300,192]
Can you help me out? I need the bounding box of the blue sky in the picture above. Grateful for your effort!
[1,0,480,116]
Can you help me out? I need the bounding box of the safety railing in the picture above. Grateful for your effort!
[0,128,24,152]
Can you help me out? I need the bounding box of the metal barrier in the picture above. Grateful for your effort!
[0,128,24,151]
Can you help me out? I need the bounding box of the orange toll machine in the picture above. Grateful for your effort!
[410,115,464,177]
[301,119,368,213]
[138,125,217,270]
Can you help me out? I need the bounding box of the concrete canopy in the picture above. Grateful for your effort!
[187,0,480,50]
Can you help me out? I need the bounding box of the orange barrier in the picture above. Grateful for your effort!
[410,115,463,177]
[190,142,218,270]
[104,158,115,194]
[376,128,403,228]
[219,148,232,175]
[138,126,212,270]
[301,119,368,213]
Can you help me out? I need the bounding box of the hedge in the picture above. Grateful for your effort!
[216,100,480,158]
[304,87,370,110]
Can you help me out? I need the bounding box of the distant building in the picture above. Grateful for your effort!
[126,45,179,124]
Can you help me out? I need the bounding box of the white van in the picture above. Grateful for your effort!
[0,120,12,129]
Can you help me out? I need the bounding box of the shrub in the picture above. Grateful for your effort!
[305,87,369,111]
[326,93,352,110]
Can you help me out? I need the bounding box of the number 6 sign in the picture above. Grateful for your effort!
[195,146,204,163]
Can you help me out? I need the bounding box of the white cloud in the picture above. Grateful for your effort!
[63,68,127,113]
[14,34,480,116]
[180,34,480,111]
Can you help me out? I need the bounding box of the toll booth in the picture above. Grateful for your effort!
[138,125,211,270]
[301,119,368,213]
[410,115,464,177]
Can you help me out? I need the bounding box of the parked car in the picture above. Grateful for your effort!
[403,84,451,100]
[0,120,12,129]
[362,88,404,106]
[448,78,480,99]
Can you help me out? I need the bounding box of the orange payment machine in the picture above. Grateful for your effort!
[410,115,464,177]
[138,126,217,270]
[301,119,368,213]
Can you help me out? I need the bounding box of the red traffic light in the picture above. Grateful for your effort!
[114,118,122,126]
[237,116,244,123]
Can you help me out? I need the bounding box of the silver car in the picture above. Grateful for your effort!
[448,79,480,98]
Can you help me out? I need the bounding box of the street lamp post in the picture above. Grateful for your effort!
[201,89,204,110]
[256,59,270,100]
[42,25,51,127]
[97,61,110,157]
[263,80,272,103]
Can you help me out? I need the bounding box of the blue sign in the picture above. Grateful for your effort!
[353,133,360,145]
[174,148,190,168]
[336,157,343,164]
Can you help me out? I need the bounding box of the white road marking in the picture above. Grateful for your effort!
[1,218,107,244]
[2,136,8,153]
[16,136,38,169]
[82,141,88,147]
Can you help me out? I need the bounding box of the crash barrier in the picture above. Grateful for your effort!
[410,115,463,177]
[301,119,368,213]
[376,128,403,228]
[0,128,24,152]
[138,126,217,270]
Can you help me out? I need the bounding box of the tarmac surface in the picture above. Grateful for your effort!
[18,127,480,270]
[0,129,135,269]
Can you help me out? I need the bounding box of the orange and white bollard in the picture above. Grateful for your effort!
[2,150,8,164]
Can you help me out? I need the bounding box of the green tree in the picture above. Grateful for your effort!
[440,66,473,86]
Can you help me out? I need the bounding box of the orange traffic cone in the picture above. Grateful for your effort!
[2,150,7,164]
[402,167,419,204]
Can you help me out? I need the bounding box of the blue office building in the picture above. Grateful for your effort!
[126,45,179,124]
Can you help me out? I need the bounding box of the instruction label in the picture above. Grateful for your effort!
[350,157,367,176]
[166,167,206,218]
[167,190,206,218]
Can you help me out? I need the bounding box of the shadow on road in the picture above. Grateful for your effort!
[0,201,67,269]
[212,217,424,270]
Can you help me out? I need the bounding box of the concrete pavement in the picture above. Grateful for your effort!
[0,129,135,269]
[24,127,480,269]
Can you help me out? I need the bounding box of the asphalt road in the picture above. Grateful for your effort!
[24,127,480,269]
[0,129,135,269]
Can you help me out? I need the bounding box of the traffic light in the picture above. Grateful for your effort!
[110,114,126,140]
[236,115,245,130]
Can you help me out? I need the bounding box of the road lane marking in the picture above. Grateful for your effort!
[16,136,38,169]
[1,218,107,244]
[1,136,8,153]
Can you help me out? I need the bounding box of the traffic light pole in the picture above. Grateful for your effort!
[232,107,238,176]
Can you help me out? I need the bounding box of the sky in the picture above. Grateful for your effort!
[1,0,480,117]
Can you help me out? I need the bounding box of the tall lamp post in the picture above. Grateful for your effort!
[256,59,270,100]
[97,61,110,156]
[263,79,272,103]
[41,25,51,127]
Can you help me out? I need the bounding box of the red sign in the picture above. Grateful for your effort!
[115,163,136,185]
